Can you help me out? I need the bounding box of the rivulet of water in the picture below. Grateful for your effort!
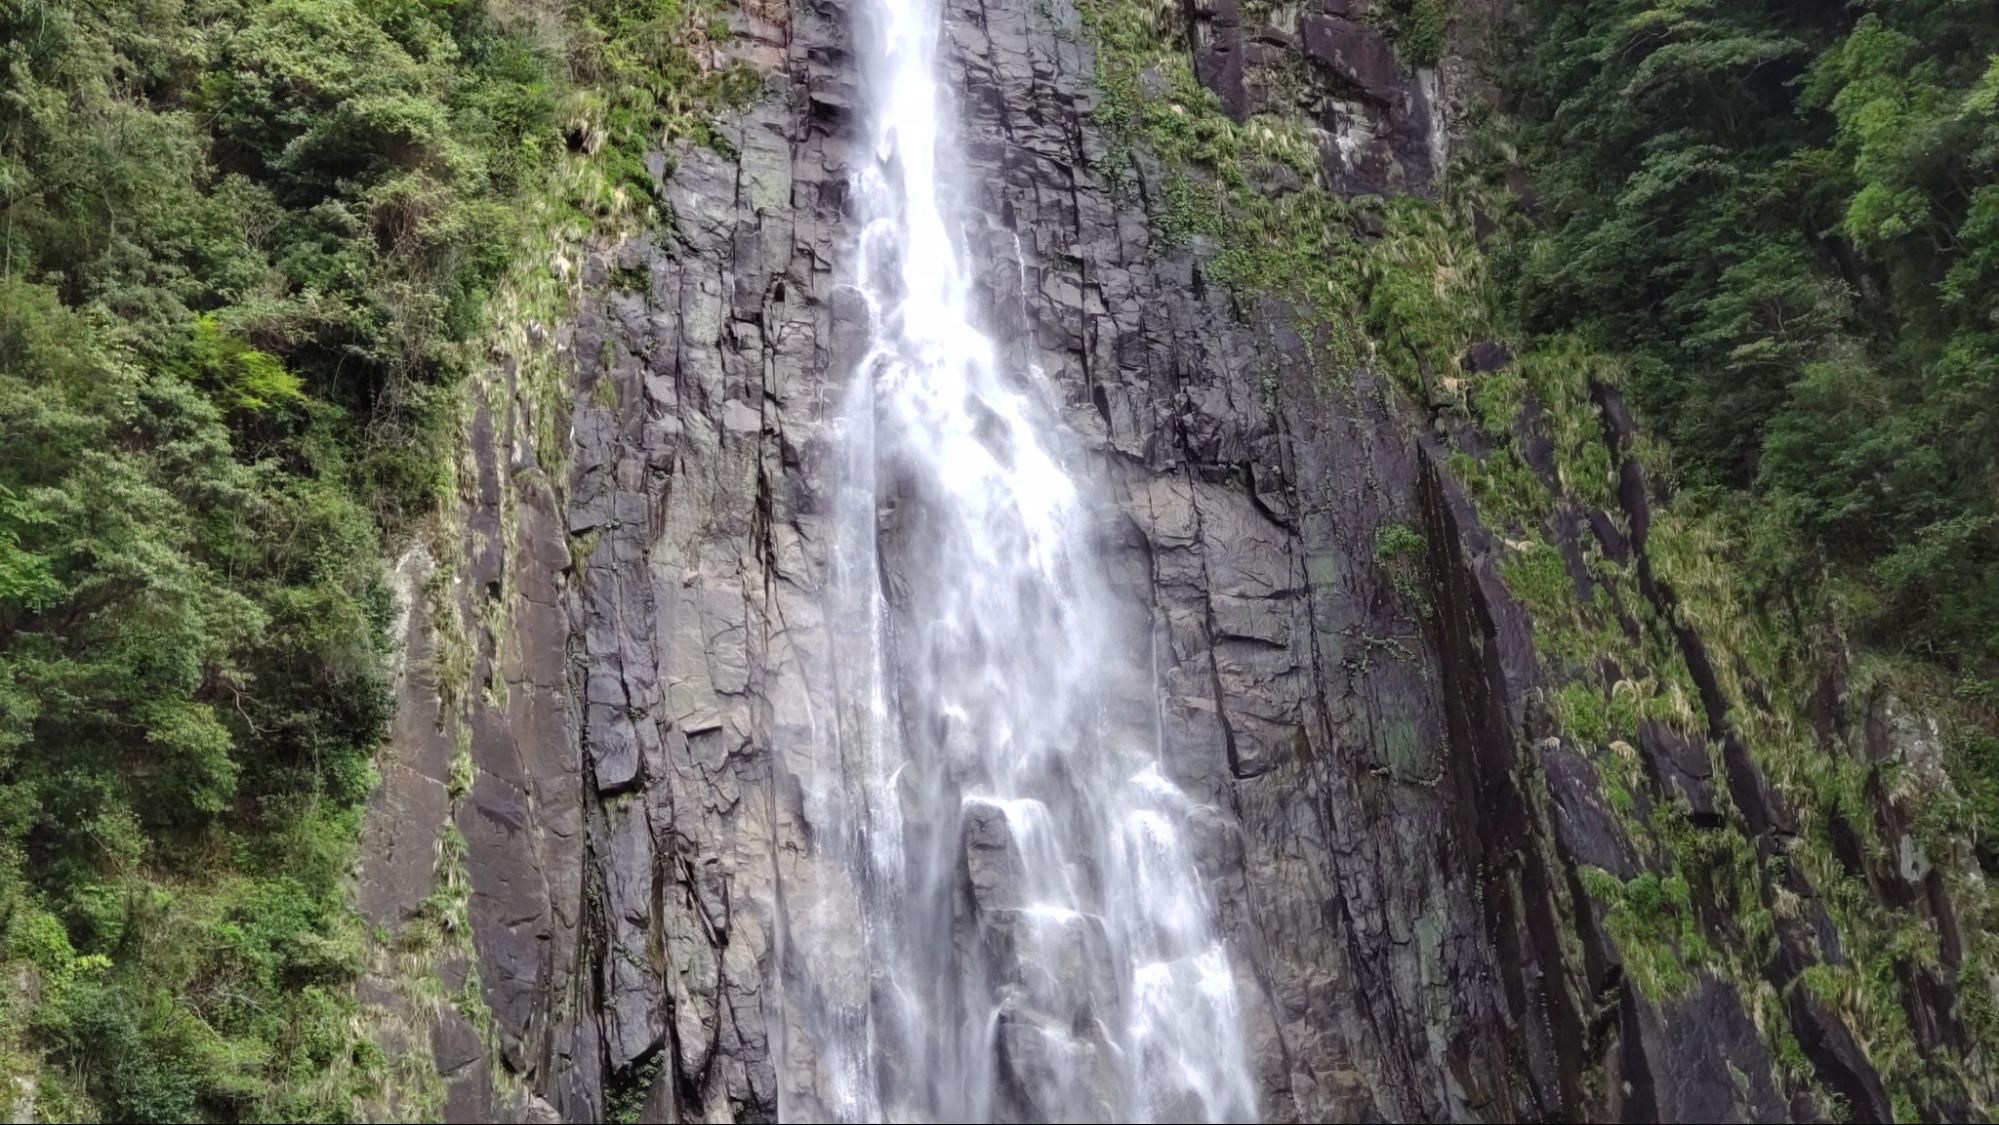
[780,0,1259,1119]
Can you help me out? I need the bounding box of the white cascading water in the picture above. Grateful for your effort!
[785,0,1259,1120]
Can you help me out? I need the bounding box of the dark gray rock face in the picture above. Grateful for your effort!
[356,0,1969,1121]
[1189,0,1450,195]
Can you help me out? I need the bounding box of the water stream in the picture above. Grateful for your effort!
[784,0,1259,1119]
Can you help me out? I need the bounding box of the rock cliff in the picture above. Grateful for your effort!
[357,0,1993,1120]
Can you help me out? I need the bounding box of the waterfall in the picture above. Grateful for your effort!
[779,0,1259,1119]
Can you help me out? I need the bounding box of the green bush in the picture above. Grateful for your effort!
[1367,0,1451,68]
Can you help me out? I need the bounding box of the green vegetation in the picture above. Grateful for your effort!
[1082,0,1365,345]
[604,1051,663,1124]
[1374,521,1432,616]
[1500,11,1999,1103]
[1578,867,1711,998]
[1365,0,1451,69]
[0,0,745,1117]
[1512,0,1999,676]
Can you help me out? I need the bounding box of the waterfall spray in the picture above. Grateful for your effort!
[783,0,1260,1119]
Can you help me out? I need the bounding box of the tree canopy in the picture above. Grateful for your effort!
[1512,0,1999,670]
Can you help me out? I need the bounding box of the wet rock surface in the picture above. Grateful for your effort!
[355,0,1977,1121]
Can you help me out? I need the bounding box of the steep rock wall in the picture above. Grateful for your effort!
[357,0,1989,1121]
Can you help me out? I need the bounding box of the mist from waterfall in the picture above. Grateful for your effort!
[780,0,1259,1119]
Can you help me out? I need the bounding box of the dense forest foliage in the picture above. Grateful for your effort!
[1509,0,1999,679]
[0,0,736,1118]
